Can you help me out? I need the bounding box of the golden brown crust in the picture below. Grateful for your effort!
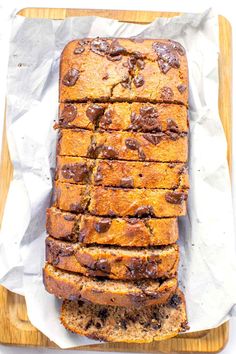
[53,182,187,217]
[44,263,177,307]
[60,289,188,343]
[59,39,188,105]
[58,102,188,132]
[56,156,189,189]
[46,207,179,246]
[58,129,188,163]
[46,237,179,280]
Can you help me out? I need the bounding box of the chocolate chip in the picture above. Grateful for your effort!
[106,39,127,61]
[138,149,146,160]
[85,319,93,330]
[87,143,102,158]
[135,206,155,217]
[120,177,134,188]
[177,84,187,93]
[96,259,111,273]
[160,86,174,100]
[125,138,140,150]
[136,59,145,69]
[126,218,140,225]
[94,166,103,183]
[167,119,179,133]
[102,73,109,80]
[74,42,85,54]
[98,308,109,322]
[61,163,90,183]
[60,104,77,124]
[62,68,79,86]
[70,203,84,212]
[169,294,182,308]
[143,133,164,145]
[121,76,131,89]
[120,319,127,330]
[131,106,161,132]
[90,38,109,56]
[133,74,145,87]
[100,110,113,127]
[127,257,159,279]
[78,228,88,243]
[95,322,102,329]
[102,146,118,159]
[153,41,185,74]
[106,54,122,61]
[64,214,76,221]
[86,104,105,124]
[94,219,111,233]
[165,191,187,204]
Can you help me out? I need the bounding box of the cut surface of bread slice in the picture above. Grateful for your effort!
[58,102,188,132]
[46,237,179,280]
[53,182,187,217]
[57,129,188,163]
[56,156,189,189]
[44,263,178,308]
[46,207,179,246]
[61,289,188,343]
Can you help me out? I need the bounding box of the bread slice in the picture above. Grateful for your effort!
[44,263,177,308]
[46,237,179,280]
[46,207,179,246]
[60,289,188,343]
[56,156,189,189]
[58,102,188,133]
[57,129,188,163]
[53,182,187,217]
[59,39,188,105]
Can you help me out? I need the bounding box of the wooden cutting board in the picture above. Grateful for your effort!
[0,7,232,352]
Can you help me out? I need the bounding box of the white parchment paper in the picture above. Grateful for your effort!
[0,9,236,348]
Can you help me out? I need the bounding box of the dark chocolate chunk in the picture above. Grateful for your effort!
[138,148,146,160]
[102,146,118,159]
[133,74,145,88]
[153,41,185,74]
[125,138,140,150]
[136,59,145,69]
[127,257,159,279]
[120,319,127,330]
[120,177,134,188]
[90,38,110,56]
[74,43,85,54]
[61,163,90,183]
[94,166,103,183]
[135,205,155,217]
[106,39,126,61]
[160,86,174,100]
[126,218,140,225]
[177,84,187,93]
[60,104,77,124]
[131,106,161,132]
[100,110,113,127]
[86,104,105,124]
[106,54,122,61]
[165,191,187,204]
[96,259,111,273]
[169,293,182,308]
[85,319,93,330]
[167,119,179,133]
[143,133,164,145]
[87,143,101,158]
[121,76,131,89]
[62,68,79,86]
[76,253,111,274]
[70,203,85,212]
[64,214,76,221]
[94,219,111,233]
[98,308,109,322]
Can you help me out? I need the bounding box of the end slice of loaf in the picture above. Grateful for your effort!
[44,263,177,308]
[61,289,188,343]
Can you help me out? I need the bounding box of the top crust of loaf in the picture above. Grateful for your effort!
[59,38,188,105]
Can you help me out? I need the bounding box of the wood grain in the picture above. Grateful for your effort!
[0,7,231,352]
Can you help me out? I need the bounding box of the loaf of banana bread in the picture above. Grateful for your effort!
[53,182,188,217]
[61,289,188,342]
[57,129,188,162]
[44,263,178,307]
[56,156,189,189]
[58,102,188,132]
[46,237,179,280]
[46,207,179,246]
[59,39,188,105]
